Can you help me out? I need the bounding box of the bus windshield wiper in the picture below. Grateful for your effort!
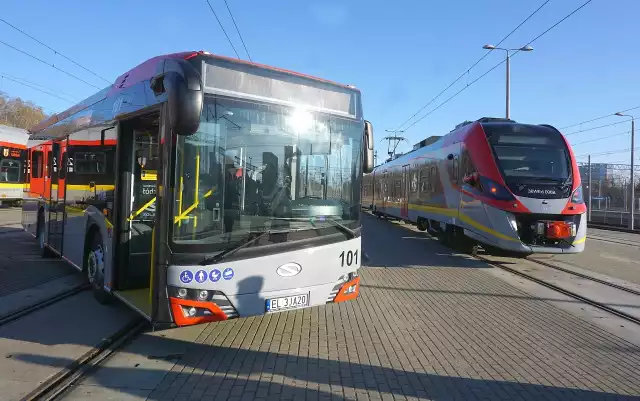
[200,231,270,265]
[325,218,357,239]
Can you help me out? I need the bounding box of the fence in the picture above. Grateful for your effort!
[578,161,640,227]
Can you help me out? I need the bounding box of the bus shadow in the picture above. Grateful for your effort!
[11,333,640,401]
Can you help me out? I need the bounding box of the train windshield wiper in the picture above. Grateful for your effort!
[200,231,270,265]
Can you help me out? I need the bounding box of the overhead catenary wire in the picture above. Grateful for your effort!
[0,18,110,84]
[222,0,252,62]
[393,0,552,132]
[565,119,630,136]
[205,0,242,60]
[560,105,640,130]
[400,0,594,133]
[0,38,101,89]
[0,74,75,103]
[571,130,630,146]
[0,72,79,101]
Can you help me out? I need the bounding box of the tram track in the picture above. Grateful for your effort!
[587,235,640,248]
[21,319,147,401]
[524,257,640,297]
[0,284,90,328]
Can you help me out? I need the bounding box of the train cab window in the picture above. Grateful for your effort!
[74,152,106,174]
[461,150,481,191]
[32,151,43,178]
[0,159,21,182]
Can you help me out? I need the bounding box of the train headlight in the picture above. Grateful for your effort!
[198,290,209,301]
[177,288,188,298]
[571,186,584,204]
[536,222,545,235]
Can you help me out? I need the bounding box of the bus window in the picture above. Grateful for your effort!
[32,151,43,178]
[0,159,21,182]
[74,152,106,174]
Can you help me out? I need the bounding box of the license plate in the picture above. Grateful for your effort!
[266,293,310,312]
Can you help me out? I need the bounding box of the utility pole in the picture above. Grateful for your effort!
[587,155,592,222]
[615,112,635,229]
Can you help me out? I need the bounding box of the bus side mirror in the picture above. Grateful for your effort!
[363,120,374,174]
[151,58,203,136]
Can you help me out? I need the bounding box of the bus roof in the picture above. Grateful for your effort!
[29,51,358,136]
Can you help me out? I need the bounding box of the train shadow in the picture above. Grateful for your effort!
[11,328,640,401]
[361,213,493,269]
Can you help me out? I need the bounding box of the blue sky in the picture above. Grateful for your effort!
[1,0,638,165]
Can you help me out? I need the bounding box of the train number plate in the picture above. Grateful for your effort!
[266,293,310,312]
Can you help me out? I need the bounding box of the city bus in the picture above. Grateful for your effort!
[0,124,29,206]
[22,51,374,327]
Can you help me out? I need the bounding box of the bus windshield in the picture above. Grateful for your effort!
[171,96,363,249]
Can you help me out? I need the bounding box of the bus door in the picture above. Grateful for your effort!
[48,141,64,253]
[114,117,160,318]
[401,165,409,218]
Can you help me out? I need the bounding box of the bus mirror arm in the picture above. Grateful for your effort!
[363,120,374,174]
[151,59,204,136]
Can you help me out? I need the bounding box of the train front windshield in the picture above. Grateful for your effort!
[0,149,23,183]
[484,124,571,184]
[171,96,364,252]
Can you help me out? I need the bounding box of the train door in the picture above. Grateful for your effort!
[113,114,160,319]
[29,146,46,197]
[45,144,54,201]
[401,165,409,218]
[48,141,65,253]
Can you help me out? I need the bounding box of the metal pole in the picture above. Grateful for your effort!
[505,50,510,120]
[630,118,635,230]
[587,155,592,222]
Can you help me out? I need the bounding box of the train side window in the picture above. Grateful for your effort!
[419,167,429,192]
[32,151,43,178]
[429,165,436,192]
[59,153,67,179]
[74,152,106,174]
[47,151,53,178]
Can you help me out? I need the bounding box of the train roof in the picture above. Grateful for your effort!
[29,51,359,138]
[0,125,29,147]
[369,118,563,173]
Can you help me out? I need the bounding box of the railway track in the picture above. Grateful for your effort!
[21,319,146,401]
[587,234,640,248]
[475,253,640,326]
[0,284,90,328]
[524,256,640,297]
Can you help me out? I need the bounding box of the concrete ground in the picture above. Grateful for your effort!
[46,214,640,401]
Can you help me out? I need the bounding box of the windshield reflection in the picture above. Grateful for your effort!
[171,96,363,249]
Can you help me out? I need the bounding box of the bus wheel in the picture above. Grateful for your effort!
[85,232,112,305]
